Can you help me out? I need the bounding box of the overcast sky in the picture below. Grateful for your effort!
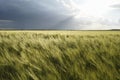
[0,0,120,30]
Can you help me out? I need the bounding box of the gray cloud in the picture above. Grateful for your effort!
[0,0,72,29]
[111,3,120,8]
[0,20,15,29]
[0,0,120,30]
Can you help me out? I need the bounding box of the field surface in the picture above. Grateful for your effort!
[0,31,120,80]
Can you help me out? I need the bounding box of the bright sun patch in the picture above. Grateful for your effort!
[62,0,119,18]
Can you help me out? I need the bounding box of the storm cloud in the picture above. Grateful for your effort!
[0,0,69,29]
[0,0,120,29]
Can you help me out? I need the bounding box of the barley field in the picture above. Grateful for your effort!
[0,31,120,80]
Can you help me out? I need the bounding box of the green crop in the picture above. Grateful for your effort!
[0,31,120,80]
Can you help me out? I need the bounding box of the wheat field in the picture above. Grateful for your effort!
[0,31,120,80]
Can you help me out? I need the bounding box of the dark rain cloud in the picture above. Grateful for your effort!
[0,0,74,29]
[0,0,120,29]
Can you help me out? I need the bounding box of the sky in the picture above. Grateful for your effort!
[0,0,120,30]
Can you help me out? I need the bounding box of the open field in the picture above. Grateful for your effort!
[0,31,120,80]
